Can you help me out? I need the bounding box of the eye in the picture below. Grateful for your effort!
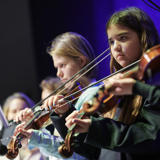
[109,40,114,45]
[61,64,66,68]
[120,36,127,41]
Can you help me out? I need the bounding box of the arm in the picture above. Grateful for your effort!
[85,81,160,154]
[28,130,62,158]
[86,108,160,155]
[29,129,89,160]
[133,80,160,110]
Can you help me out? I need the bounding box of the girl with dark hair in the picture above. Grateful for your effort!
[64,7,160,160]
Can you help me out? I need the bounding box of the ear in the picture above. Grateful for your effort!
[79,56,87,68]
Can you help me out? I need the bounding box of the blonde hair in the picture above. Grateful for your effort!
[47,32,98,79]
[106,7,159,124]
[3,92,35,119]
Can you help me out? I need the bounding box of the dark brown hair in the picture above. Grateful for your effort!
[106,7,159,124]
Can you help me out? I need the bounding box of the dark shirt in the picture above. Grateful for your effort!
[85,81,160,160]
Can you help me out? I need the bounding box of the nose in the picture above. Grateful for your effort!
[57,68,63,78]
[113,41,121,52]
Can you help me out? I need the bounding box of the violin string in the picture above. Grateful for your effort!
[49,82,107,113]
[51,61,140,113]
[36,59,140,113]
[62,60,141,101]
[31,47,110,111]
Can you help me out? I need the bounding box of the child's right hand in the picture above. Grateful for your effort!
[14,108,34,122]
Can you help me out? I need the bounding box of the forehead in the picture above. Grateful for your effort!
[9,98,27,110]
[107,24,134,38]
[53,55,66,63]
[52,55,74,67]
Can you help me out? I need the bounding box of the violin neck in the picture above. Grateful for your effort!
[24,111,41,130]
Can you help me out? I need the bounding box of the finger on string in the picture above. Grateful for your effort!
[71,118,84,128]
[40,84,101,114]
[42,84,100,113]
[65,117,74,128]
[51,96,79,113]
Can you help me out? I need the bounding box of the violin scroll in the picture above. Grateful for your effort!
[58,131,75,158]
[6,134,22,159]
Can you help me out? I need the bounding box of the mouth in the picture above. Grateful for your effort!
[116,54,125,59]
[61,79,67,83]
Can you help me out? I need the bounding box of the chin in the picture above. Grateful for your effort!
[119,62,129,68]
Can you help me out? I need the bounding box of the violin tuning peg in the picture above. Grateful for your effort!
[94,93,99,98]
[17,142,22,148]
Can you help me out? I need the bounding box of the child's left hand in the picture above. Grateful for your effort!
[65,110,91,133]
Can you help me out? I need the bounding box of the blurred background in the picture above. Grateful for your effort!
[0,0,160,105]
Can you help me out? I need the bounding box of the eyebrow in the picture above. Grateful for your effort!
[108,32,130,41]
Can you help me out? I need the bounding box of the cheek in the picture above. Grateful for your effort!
[67,65,81,76]
[126,42,141,60]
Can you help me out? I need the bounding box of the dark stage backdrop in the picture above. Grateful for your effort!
[0,0,160,105]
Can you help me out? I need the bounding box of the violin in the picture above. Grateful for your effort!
[5,82,85,159]
[58,44,160,158]
[83,44,160,115]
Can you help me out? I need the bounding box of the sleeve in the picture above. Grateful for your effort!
[132,80,160,110]
[85,107,160,155]
[28,130,89,160]
[28,130,64,158]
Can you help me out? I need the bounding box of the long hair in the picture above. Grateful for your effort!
[106,7,159,73]
[47,32,98,79]
[106,7,159,124]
